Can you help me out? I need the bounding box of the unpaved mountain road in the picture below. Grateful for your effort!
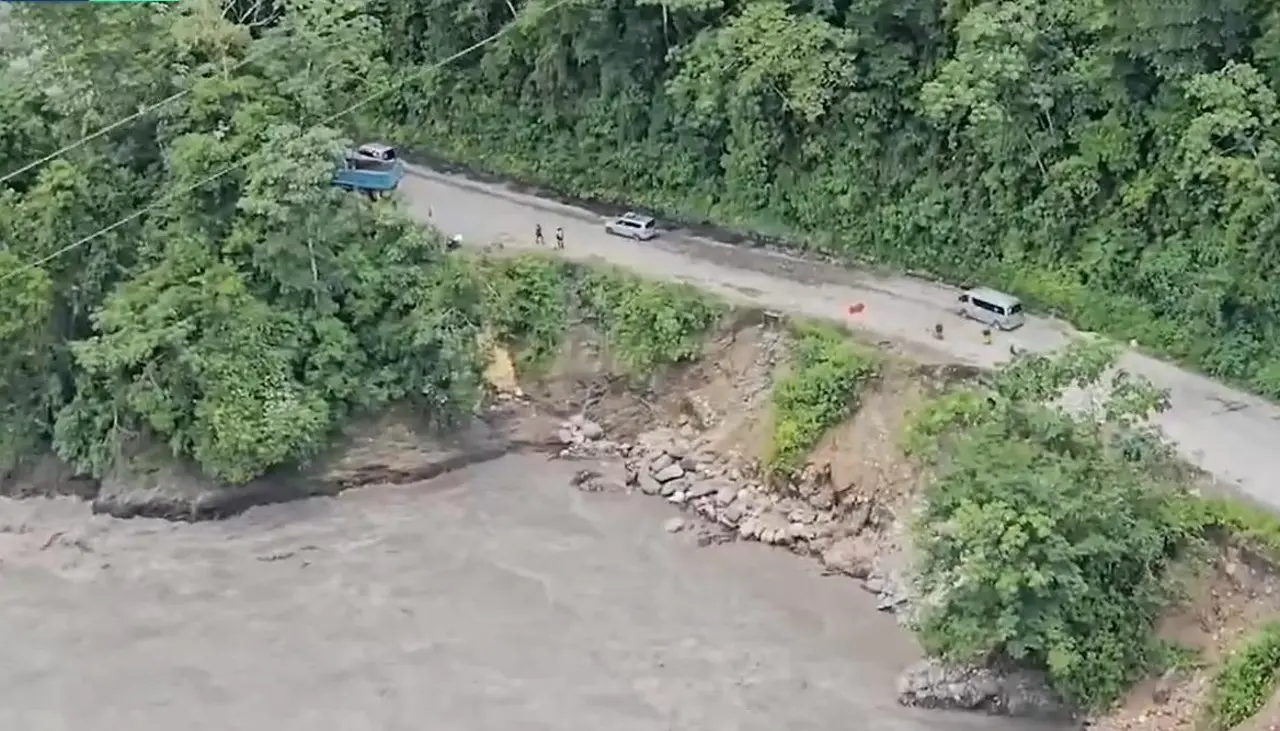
[0,457,1041,731]
[403,166,1279,509]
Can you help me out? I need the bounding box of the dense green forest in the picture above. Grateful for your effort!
[0,0,722,484]
[368,0,1280,396]
[0,1,497,482]
[5,0,1280,479]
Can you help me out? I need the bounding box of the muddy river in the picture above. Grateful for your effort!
[0,455,1039,730]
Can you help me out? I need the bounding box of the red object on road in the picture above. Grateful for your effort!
[847,302,865,315]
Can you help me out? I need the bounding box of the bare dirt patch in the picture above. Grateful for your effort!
[1094,549,1280,731]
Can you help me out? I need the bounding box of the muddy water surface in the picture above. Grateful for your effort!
[0,455,1045,731]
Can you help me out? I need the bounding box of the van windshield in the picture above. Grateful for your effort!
[1009,303,1023,314]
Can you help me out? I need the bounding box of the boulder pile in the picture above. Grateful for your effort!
[553,414,1064,721]
[555,418,913,614]
[896,659,1067,720]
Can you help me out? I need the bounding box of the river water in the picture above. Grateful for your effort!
[0,454,1043,731]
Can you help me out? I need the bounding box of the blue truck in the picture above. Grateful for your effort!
[332,142,404,198]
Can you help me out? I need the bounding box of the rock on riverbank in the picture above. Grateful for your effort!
[556,414,1068,723]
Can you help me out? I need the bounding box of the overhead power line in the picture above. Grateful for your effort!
[0,0,568,286]
[0,40,283,186]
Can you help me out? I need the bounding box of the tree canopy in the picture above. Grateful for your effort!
[369,0,1280,399]
[904,340,1199,709]
[0,0,487,483]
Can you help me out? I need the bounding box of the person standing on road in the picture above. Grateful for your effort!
[535,224,545,246]
[555,227,564,250]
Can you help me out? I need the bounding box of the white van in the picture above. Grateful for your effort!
[957,287,1025,330]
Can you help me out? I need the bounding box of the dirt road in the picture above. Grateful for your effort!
[401,166,1280,509]
[0,456,1040,731]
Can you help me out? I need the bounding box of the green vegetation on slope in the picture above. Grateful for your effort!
[574,265,723,374]
[1185,496,1280,563]
[480,255,574,370]
[479,253,723,374]
[765,324,876,476]
[366,0,1280,400]
[904,340,1199,709]
[1208,621,1280,730]
[0,0,712,487]
[0,2,496,484]
[904,339,1280,711]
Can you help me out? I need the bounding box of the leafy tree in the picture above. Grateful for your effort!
[1,0,489,484]
[904,340,1199,709]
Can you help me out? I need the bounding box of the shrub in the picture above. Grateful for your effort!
[574,266,722,374]
[907,340,1199,709]
[477,255,723,377]
[479,255,572,370]
[765,324,877,475]
[1207,621,1280,730]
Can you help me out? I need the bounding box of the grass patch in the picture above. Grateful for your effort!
[1207,621,1280,730]
[1184,495,1280,564]
[765,323,878,476]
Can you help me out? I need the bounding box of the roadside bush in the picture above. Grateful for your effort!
[476,254,723,377]
[1207,621,1280,730]
[765,324,877,476]
[574,266,722,374]
[907,340,1199,710]
[479,255,572,370]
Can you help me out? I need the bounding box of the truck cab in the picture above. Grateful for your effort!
[333,142,404,198]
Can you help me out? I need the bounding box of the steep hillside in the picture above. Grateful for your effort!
[366,0,1280,401]
[6,4,1280,725]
